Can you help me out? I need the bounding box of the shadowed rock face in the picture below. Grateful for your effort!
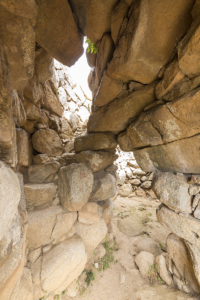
[107,0,194,84]
[68,0,119,43]
[35,0,83,66]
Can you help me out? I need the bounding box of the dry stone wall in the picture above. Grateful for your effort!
[1,0,200,299]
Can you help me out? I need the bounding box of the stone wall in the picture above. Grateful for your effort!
[1,0,200,298]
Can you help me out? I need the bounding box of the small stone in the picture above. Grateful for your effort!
[135,251,155,277]
[192,194,200,208]
[194,201,200,219]
[141,176,148,182]
[125,167,133,179]
[94,263,99,269]
[156,255,173,286]
[130,179,141,186]
[135,188,146,197]
[189,185,200,196]
[131,169,146,176]
[140,181,152,189]
[118,183,132,197]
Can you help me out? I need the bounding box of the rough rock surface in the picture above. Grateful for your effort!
[32,129,63,156]
[153,172,192,213]
[35,0,83,66]
[135,251,155,276]
[27,161,60,183]
[107,0,194,84]
[41,237,87,293]
[24,183,57,210]
[88,83,156,134]
[68,0,119,43]
[74,132,117,153]
[75,219,107,257]
[167,233,200,293]
[90,170,117,201]
[0,161,20,240]
[58,163,93,211]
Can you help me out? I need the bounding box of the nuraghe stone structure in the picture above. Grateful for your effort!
[1,0,200,299]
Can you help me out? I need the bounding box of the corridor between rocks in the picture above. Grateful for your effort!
[1,0,200,299]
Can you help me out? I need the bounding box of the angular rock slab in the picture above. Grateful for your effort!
[28,161,60,183]
[157,204,200,249]
[88,82,156,134]
[68,0,119,43]
[32,129,63,156]
[35,0,83,66]
[58,163,93,211]
[59,151,118,173]
[107,0,194,84]
[24,183,57,210]
[0,161,20,240]
[75,219,107,257]
[74,132,117,153]
[41,236,87,293]
[93,71,123,107]
[90,170,117,201]
[153,172,192,213]
[128,87,200,149]
[134,134,200,173]
[35,48,54,83]
[167,233,200,293]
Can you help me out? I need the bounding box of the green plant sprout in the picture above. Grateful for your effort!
[86,38,99,54]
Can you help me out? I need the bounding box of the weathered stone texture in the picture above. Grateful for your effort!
[90,170,117,201]
[40,236,87,293]
[28,162,60,183]
[167,234,200,293]
[68,0,119,43]
[157,204,200,249]
[153,172,192,213]
[0,7,35,90]
[134,135,200,173]
[107,0,194,84]
[94,71,123,107]
[74,133,117,153]
[24,183,57,210]
[35,48,54,83]
[88,82,156,134]
[58,163,93,211]
[75,219,107,257]
[35,0,83,66]
[32,129,63,156]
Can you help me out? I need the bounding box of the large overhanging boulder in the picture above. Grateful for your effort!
[35,0,83,66]
[68,0,119,43]
[107,0,194,84]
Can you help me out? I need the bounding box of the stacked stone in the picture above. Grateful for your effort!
[84,0,200,296]
[115,147,156,199]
